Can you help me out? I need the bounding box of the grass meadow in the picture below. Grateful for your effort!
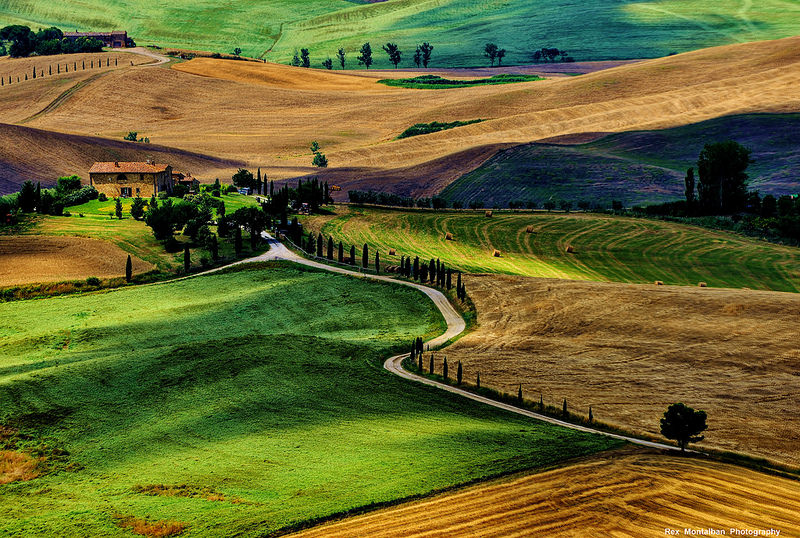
[1,1,799,64]
[25,193,260,272]
[0,263,621,536]
[301,206,800,291]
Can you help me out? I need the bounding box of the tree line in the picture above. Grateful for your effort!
[0,25,128,57]
[0,176,98,218]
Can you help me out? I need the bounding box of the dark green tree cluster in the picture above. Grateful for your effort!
[483,43,506,66]
[0,25,103,57]
[348,189,444,208]
[6,176,97,217]
[531,47,573,63]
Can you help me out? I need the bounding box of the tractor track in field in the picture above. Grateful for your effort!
[18,72,112,124]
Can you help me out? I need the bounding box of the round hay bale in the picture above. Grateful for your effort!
[492,249,502,257]
[565,245,574,253]
[698,281,707,287]
[654,280,664,286]
[526,225,535,233]
[388,248,396,256]
[485,210,493,217]
[445,232,454,241]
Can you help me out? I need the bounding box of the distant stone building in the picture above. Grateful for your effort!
[64,31,128,48]
[172,171,199,193]
[89,161,173,198]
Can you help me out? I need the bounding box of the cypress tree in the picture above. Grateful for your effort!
[456,361,462,385]
[589,406,593,424]
[257,168,262,195]
[327,236,333,259]
[306,232,314,253]
[338,241,343,262]
[32,66,35,79]
[443,357,448,380]
[362,243,368,268]
[417,337,423,354]
[429,353,434,374]
[49,65,52,75]
[539,394,544,411]
[350,245,356,265]
[316,234,323,257]
[429,258,436,284]
[125,255,132,282]
[413,257,419,280]
[375,251,380,274]
[235,227,242,257]
[418,350,423,371]
[210,234,218,260]
[457,272,463,298]
[518,384,523,403]
[476,372,481,389]
[400,255,405,275]
[420,263,428,283]
[184,245,191,273]
[446,269,452,289]
[563,398,568,416]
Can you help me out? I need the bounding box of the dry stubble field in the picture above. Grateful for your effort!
[442,274,800,467]
[0,235,151,286]
[294,449,800,538]
[1,37,800,195]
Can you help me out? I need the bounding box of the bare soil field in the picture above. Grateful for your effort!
[0,235,152,286]
[294,449,800,538]
[0,36,798,194]
[443,275,800,467]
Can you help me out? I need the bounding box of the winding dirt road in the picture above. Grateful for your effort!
[253,233,683,453]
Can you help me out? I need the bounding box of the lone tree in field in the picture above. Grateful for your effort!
[130,195,146,220]
[337,47,346,69]
[697,141,751,214]
[300,48,310,68]
[413,47,422,68]
[233,47,242,57]
[322,58,333,70]
[358,42,373,69]
[660,402,708,453]
[125,255,132,283]
[382,42,402,68]
[496,48,506,66]
[484,43,499,66]
[420,42,433,67]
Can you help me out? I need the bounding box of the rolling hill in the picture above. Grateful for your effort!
[2,0,800,66]
[440,113,800,208]
[300,206,800,292]
[0,263,620,535]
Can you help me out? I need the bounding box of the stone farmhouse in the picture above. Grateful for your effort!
[64,31,129,48]
[89,161,173,198]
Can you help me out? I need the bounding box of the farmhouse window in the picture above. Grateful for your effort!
[121,187,132,197]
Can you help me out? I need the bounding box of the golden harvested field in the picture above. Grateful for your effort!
[1,36,799,194]
[442,275,800,467]
[0,235,151,286]
[294,450,800,538]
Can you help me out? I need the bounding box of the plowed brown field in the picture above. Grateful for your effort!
[1,36,799,194]
[442,275,800,467]
[0,235,152,285]
[294,450,800,538]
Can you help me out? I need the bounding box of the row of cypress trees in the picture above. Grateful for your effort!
[1,57,119,87]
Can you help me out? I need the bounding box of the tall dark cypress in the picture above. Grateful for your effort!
[338,241,344,262]
[429,354,434,374]
[362,244,369,268]
[418,351,423,371]
[420,263,428,283]
[443,357,448,380]
[563,399,568,416]
[307,232,315,253]
[350,245,356,265]
[413,257,419,280]
[456,272,462,298]
[375,251,380,274]
[400,255,405,275]
[327,236,333,259]
[125,255,132,282]
[457,361,462,385]
[184,245,191,273]
[235,228,242,257]
[210,234,219,260]
[316,234,323,257]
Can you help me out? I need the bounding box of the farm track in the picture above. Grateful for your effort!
[18,72,113,124]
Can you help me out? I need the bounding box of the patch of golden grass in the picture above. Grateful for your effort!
[0,235,152,286]
[445,274,800,467]
[116,516,186,538]
[0,450,41,484]
[295,451,800,538]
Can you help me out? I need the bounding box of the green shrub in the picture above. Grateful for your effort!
[86,277,101,286]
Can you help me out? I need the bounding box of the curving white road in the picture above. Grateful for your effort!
[249,232,684,453]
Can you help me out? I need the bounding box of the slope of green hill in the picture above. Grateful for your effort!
[300,206,800,291]
[440,114,800,208]
[1,0,799,66]
[0,263,619,536]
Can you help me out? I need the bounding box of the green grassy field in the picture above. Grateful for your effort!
[0,263,620,536]
[301,206,800,292]
[2,1,799,65]
[25,193,260,272]
[440,113,800,209]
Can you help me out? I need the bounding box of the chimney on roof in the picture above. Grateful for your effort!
[114,161,119,167]
[146,158,153,165]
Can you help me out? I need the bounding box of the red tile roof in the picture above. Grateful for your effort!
[89,162,170,174]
